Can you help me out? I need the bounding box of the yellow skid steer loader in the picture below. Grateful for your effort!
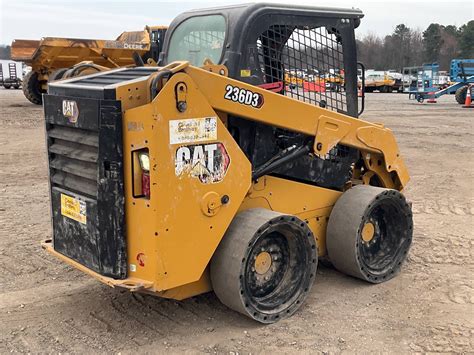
[41,4,412,323]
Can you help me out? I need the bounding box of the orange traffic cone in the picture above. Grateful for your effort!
[463,85,473,108]
[427,92,437,103]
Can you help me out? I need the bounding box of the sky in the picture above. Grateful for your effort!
[0,0,472,45]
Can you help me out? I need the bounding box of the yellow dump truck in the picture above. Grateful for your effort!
[11,26,167,104]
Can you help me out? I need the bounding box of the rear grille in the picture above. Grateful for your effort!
[47,125,98,198]
[43,93,127,279]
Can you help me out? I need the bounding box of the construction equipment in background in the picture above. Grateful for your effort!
[405,59,474,103]
[11,26,167,104]
[0,60,23,89]
[284,71,337,93]
[437,71,451,90]
[402,66,419,93]
[324,69,345,92]
[41,3,412,324]
[404,63,440,100]
[365,70,403,93]
[387,70,403,92]
[451,60,474,104]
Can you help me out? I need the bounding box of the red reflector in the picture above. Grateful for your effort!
[142,172,150,198]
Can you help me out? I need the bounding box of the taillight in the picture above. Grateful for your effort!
[141,172,150,199]
[133,150,151,199]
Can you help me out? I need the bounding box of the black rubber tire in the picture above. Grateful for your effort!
[49,68,68,82]
[326,185,413,283]
[13,84,20,89]
[455,86,468,105]
[22,71,44,105]
[3,83,11,89]
[210,208,318,323]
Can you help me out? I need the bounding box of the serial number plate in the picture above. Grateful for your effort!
[61,193,87,224]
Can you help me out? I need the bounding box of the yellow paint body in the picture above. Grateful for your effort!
[44,62,409,300]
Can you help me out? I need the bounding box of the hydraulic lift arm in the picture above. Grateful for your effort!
[169,63,410,190]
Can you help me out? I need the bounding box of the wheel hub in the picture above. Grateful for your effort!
[254,251,272,274]
[361,222,375,242]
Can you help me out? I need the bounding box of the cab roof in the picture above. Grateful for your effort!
[183,3,362,15]
[170,3,364,28]
[161,3,364,66]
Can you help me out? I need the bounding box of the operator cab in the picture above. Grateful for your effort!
[160,3,363,117]
[160,3,364,190]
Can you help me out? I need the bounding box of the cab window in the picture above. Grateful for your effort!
[167,15,226,66]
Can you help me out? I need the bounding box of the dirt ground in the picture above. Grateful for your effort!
[0,88,472,354]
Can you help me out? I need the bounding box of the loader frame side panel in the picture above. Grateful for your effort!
[181,65,409,190]
[118,73,252,291]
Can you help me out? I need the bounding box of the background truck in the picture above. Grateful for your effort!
[364,70,402,92]
[0,60,23,89]
[11,26,167,104]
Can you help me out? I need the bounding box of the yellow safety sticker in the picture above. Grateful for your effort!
[240,69,251,77]
[61,194,87,224]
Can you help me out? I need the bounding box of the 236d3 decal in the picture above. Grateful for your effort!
[224,84,264,108]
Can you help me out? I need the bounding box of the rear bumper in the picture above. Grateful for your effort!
[42,239,152,292]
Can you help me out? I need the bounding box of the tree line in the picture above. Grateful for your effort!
[1,20,472,70]
[357,20,474,72]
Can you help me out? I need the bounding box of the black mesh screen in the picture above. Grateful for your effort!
[257,25,347,113]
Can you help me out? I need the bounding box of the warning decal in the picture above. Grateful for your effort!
[175,143,230,184]
[60,193,87,224]
[169,117,217,144]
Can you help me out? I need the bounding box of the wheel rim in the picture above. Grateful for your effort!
[246,232,290,302]
[358,197,411,279]
[241,219,316,317]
